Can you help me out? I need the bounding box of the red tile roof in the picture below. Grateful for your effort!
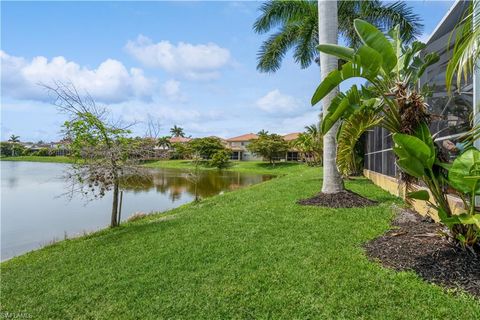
[169,136,191,143]
[226,133,258,142]
[282,132,301,141]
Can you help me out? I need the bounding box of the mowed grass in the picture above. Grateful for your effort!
[0,156,74,163]
[1,162,479,319]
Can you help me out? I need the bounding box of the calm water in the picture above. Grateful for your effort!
[1,161,272,260]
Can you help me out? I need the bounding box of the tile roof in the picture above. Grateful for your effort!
[226,133,258,142]
[282,132,301,141]
[169,136,191,143]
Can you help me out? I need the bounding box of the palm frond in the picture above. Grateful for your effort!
[293,12,318,69]
[253,0,312,34]
[446,2,480,93]
[337,108,382,176]
[257,24,300,72]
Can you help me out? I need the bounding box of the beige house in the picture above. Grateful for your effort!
[226,132,302,161]
[226,133,262,161]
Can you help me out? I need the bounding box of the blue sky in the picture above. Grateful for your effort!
[1,0,454,141]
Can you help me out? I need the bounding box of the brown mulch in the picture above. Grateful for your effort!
[297,190,377,208]
[364,208,480,297]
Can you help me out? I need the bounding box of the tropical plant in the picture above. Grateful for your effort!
[170,125,185,137]
[313,19,439,146]
[446,0,480,93]
[254,0,423,194]
[8,135,20,143]
[158,136,172,150]
[253,0,422,72]
[393,124,480,250]
[336,107,381,176]
[292,124,323,166]
[257,129,269,137]
[7,134,21,156]
[247,133,289,165]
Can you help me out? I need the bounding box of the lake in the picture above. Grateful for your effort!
[1,161,272,261]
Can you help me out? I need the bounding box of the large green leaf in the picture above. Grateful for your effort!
[317,44,355,61]
[393,133,434,178]
[321,86,361,134]
[354,19,397,73]
[407,190,430,201]
[448,148,480,194]
[311,50,379,106]
[457,213,480,229]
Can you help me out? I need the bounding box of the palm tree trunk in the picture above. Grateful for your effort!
[318,0,344,193]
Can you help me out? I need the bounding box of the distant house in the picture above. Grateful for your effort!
[282,132,301,161]
[225,132,302,161]
[226,133,261,161]
[168,137,192,144]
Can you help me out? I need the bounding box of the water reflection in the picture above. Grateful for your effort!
[122,168,272,201]
[1,162,272,261]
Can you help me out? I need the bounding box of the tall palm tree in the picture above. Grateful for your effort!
[317,0,342,192]
[8,134,20,157]
[253,0,422,72]
[8,135,20,143]
[170,125,185,138]
[254,0,422,194]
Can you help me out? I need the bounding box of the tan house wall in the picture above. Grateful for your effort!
[363,169,465,221]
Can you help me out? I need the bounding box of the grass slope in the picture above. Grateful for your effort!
[1,162,479,319]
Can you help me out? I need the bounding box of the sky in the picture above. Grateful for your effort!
[1,0,454,142]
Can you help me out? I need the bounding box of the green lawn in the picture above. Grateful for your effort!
[0,156,74,163]
[1,161,479,319]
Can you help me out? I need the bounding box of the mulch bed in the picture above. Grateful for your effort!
[297,190,377,208]
[364,208,480,298]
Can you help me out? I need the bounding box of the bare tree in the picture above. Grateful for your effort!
[44,81,152,227]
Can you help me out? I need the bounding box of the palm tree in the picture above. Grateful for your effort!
[8,135,20,143]
[158,136,172,150]
[257,129,269,137]
[254,0,422,194]
[8,134,20,157]
[253,0,422,72]
[170,125,185,138]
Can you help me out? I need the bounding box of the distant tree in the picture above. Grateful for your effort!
[44,82,151,228]
[8,135,20,143]
[188,137,226,160]
[257,129,269,137]
[247,133,289,165]
[170,125,185,137]
[170,142,191,159]
[8,134,20,156]
[210,149,231,169]
[292,124,323,166]
[157,136,172,150]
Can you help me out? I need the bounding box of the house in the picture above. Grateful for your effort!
[226,133,261,161]
[282,132,301,161]
[168,137,191,144]
[226,132,302,161]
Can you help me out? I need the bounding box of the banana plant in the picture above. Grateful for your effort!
[312,19,439,137]
[393,123,480,249]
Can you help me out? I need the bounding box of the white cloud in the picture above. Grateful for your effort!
[1,50,155,103]
[256,89,300,113]
[125,35,231,80]
[162,79,186,102]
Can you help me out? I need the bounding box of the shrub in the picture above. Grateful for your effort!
[210,149,231,169]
